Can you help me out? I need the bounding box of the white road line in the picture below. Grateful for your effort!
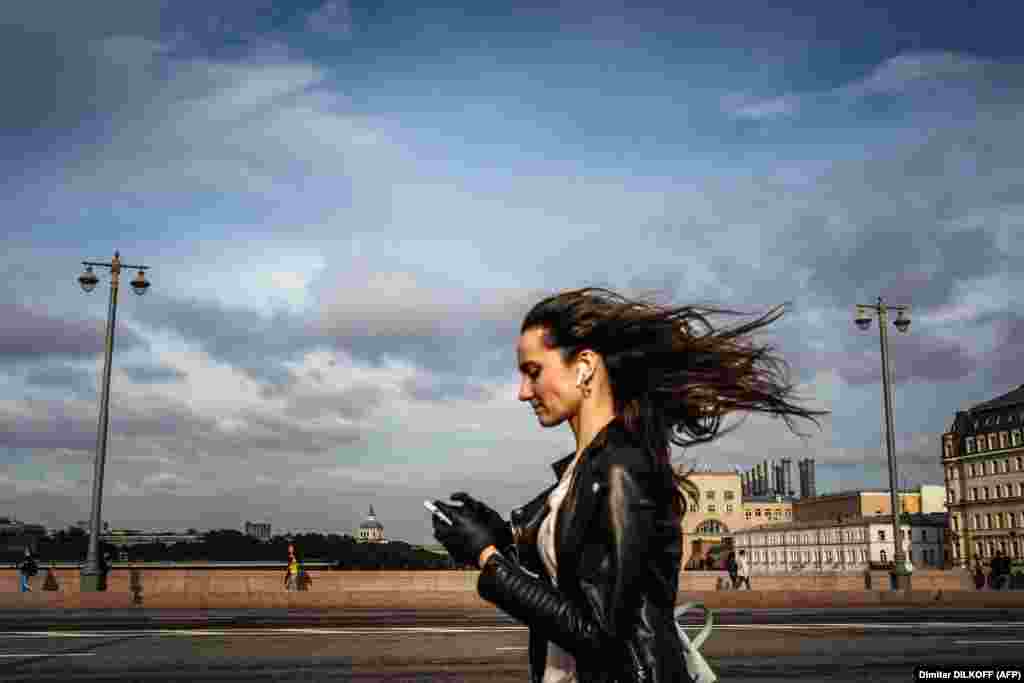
[0,653,96,657]
[0,623,1018,640]
[1,627,530,638]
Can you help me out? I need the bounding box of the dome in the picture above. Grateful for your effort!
[359,505,384,530]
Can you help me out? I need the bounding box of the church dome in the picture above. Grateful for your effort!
[359,505,384,530]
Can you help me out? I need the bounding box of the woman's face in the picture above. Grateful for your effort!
[517,327,581,428]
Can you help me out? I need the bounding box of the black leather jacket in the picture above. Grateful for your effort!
[478,417,691,683]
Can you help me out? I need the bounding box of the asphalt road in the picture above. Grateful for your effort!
[0,608,1022,682]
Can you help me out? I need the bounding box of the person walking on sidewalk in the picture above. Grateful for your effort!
[430,287,826,682]
[284,544,303,591]
[18,548,38,593]
[735,549,752,590]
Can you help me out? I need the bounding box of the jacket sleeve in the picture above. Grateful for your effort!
[477,449,663,656]
[477,552,607,658]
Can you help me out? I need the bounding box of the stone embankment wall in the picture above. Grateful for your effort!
[1,567,1014,609]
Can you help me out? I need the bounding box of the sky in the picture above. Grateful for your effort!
[2,1,1023,545]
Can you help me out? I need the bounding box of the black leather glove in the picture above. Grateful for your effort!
[450,492,514,552]
[431,497,506,567]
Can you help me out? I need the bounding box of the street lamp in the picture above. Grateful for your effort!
[854,296,913,590]
[77,251,150,591]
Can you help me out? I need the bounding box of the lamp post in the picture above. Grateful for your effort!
[855,296,913,590]
[77,252,150,591]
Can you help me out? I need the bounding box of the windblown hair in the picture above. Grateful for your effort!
[521,287,829,518]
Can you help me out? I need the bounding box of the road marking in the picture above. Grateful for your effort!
[0,653,96,657]
[1,623,1018,640]
[1,627,530,638]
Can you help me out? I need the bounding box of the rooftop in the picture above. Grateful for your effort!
[734,511,948,533]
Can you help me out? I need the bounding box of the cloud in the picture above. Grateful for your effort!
[122,364,187,384]
[305,1,353,39]
[0,304,147,361]
[722,51,1021,121]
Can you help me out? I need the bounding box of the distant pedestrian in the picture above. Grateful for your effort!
[726,551,738,588]
[284,544,304,591]
[18,548,38,593]
[735,549,751,590]
[990,551,1010,590]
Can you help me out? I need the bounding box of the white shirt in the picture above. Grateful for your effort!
[537,451,584,683]
[736,555,749,577]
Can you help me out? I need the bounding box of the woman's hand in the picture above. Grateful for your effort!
[450,492,513,550]
[431,497,508,567]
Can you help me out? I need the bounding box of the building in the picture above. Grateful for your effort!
[357,505,385,543]
[676,462,948,571]
[732,512,947,574]
[792,485,946,524]
[244,521,272,540]
[942,383,1024,568]
[678,466,795,568]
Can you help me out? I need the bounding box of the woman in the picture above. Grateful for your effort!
[432,287,826,682]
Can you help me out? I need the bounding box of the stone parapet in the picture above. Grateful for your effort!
[0,566,994,609]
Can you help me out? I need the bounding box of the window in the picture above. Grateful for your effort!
[944,442,953,459]
[755,508,762,517]
[969,463,976,477]
[952,516,959,531]
[983,487,989,500]
[860,549,867,563]
[996,485,1003,498]
[987,513,993,529]
[705,490,715,500]
[826,550,834,562]
[878,530,886,541]
[970,488,977,501]
[726,504,734,513]
[974,514,981,530]
[707,504,716,513]
[990,435,998,450]
[695,520,726,534]
[1013,432,1022,448]
[1016,454,1023,469]
[724,490,735,501]
[745,510,752,520]
[785,510,792,518]
[1001,432,1009,449]
[967,437,976,454]
[689,503,698,512]
[880,550,887,563]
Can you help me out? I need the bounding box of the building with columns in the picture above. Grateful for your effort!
[357,505,386,543]
[942,384,1024,568]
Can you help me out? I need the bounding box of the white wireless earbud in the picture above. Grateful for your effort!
[576,366,591,386]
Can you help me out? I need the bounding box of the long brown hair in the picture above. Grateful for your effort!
[521,287,829,518]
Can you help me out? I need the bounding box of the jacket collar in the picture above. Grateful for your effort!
[548,415,624,480]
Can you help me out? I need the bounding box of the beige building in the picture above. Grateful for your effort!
[792,485,946,523]
[676,468,794,568]
[732,513,947,575]
[942,384,1024,567]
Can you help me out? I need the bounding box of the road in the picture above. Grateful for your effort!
[0,608,1021,681]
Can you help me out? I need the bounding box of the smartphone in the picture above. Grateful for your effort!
[424,500,452,525]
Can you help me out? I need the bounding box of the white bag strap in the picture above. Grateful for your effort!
[674,603,718,683]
